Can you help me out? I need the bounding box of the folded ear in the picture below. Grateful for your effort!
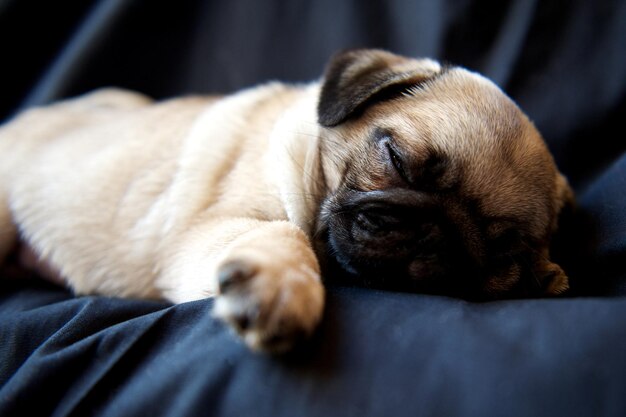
[555,173,575,221]
[532,174,575,296]
[317,49,443,127]
[535,257,570,296]
[532,173,574,296]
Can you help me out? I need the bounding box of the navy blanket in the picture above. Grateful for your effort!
[1,1,625,416]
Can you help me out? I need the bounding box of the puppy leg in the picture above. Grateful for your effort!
[159,219,324,353]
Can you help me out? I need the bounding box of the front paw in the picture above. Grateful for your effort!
[213,258,324,353]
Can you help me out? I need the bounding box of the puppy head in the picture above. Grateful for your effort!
[316,49,573,299]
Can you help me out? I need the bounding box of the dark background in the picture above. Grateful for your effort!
[2,0,625,192]
[1,1,626,416]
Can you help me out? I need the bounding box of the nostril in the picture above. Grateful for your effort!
[355,212,380,231]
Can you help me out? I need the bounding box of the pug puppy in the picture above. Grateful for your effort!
[0,49,572,352]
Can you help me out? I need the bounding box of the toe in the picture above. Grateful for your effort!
[217,260,257,294]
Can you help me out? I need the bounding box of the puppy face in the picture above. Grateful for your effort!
[315,50,572,299]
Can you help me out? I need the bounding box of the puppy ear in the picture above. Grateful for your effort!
[317,49,442,127]
[534,257,570,296]
[555,173,575,222]
[533,174,574,296]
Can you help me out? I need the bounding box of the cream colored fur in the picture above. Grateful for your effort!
[0,84,326,351]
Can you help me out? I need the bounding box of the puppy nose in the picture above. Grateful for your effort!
[344,188,442,240]
[346,188,437,209]
[354,207,441,243]
[355,210,403,232]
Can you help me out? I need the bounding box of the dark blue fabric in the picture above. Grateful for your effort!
[2,282,626,417]
[1,0,626,416]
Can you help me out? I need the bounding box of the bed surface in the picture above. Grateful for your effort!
[2,1,625,416]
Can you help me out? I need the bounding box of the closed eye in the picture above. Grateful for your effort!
[385,141,409,183]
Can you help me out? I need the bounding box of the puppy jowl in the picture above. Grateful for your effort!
[0,49,572,352]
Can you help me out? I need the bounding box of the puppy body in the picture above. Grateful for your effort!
[0,50,572,351]
[1,84,326,350]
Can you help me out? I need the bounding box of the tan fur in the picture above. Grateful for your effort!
[0,83,326,350]
[0,50,572,352]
